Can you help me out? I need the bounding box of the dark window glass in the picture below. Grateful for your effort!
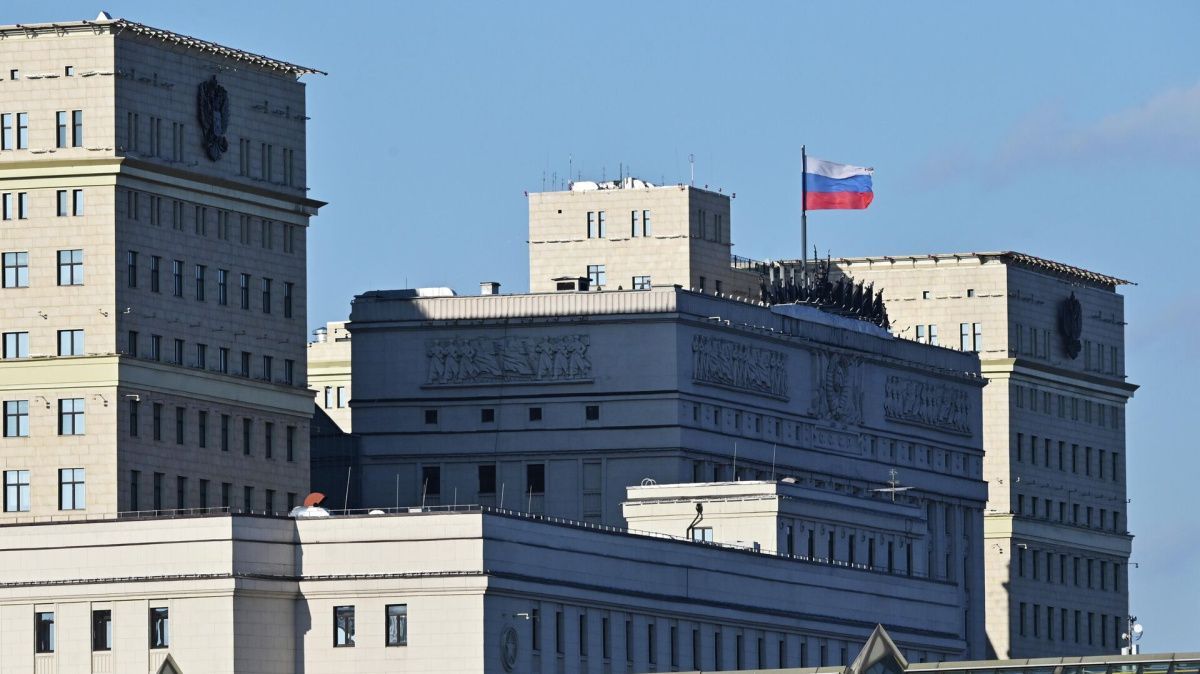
[91,609,112,651]
[478,464,497,495]
[334,606,355,647]
[149,607,169,649]
[527,463,546,494]
[386,604,407,647]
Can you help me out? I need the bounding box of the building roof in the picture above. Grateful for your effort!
[0,15,325,77]
[827,251,1133,289]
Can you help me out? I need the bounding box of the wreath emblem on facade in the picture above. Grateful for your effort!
[1058,292,1083,359]
[500,626,519,671]
[197,76,230,161]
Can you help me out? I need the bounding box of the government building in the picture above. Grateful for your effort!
[0,13,323,520]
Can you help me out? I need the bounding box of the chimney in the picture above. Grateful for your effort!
[479,281,501,296]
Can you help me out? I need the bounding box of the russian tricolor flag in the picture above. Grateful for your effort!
[804,157,874,210]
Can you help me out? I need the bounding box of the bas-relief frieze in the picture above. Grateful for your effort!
[883,376,971,435]
[691,335,789,399]
[424,335,592,386]
[810,352,864,427]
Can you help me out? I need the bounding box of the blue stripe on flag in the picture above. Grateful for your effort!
[804,173,873,194]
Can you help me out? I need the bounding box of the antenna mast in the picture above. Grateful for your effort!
[689,154,695,186]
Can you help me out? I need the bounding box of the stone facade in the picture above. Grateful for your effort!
[0,510,977,673]
[817,253,1135,659]
[0,17,321,519]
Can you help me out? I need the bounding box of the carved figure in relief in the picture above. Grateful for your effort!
[425,334,593,385]
[884,375,970,434]
[811,352,863,426]
[691,334,788,398]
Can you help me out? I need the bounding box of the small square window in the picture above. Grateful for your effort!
[481,408,495,423]
[528,407,542,422]
[922,290,930,300]
[65,66,75,77]
[966,289,976,298]
[585,405,599,421]
[424,409,438,424]
[9,70,18,81]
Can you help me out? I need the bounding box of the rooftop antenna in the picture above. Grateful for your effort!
[870,468,913,502]
[732,441,738,480]
[343,466,352,511]
[689,153,695,186]
[394,473,399,509]
[499,483,505,510]
[421,477,428,509]
[771,444,778,481]
[568,154,573,188]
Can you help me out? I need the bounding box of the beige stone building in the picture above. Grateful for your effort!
[307,320,352,433]
[528,178,760,298]
[0,15,322,520]
[820,252,1135,659]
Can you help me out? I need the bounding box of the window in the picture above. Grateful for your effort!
[196,343,207,370]
[176,476,187,509]
[264,422,274,459]
[221,415,230,451]
[323,387,332,409]
[59,398,85,435]
[3,252,29,288]
[261,277,272,313]
[286,426,296,462]
[4,470,30,511]
[632,275,651,290]
[218,347,229,374]
[336,386,347,408]
[195,265,206,300]
[265,489,275,513]
[3,398,28,436]
[58,189,70,216]
[16,112,27,149]
[244,485,254,510]
[3,331,29,358]
[422,466,441,496]
[240,273,250,309]
[386,605,408,646]
[0,114,10,150]
[150,256,161,293]
[284,359,294,385]
[262,355,273,381]
[240,351,251,377]
[1,192,9,219]
[71,110,84,147]
[630,209,640,236]
[151,334,162,361]
[424,409,438,424]
[57,112,69,148]
[173,339,185,365]
[585,404,600,421]
[174,406,185,444]
[149,607,169,649]
[58,329,85,356]
[126,250,138,288]
[555,610,564,655]
[243,418,252,455]
[690,526,714,542]
[198,410,208,448]
[284,281,294,318]
[642,209,651,236]
[92,609,112,652]
[217,269,228,305]
[221,482,231,507]
[929,324,939,345]
[73,189,84,215]
[478,464,497,494]
[334,606,355,647]
[172,260,183,297]
[153,403,163,441]
[960,323,971,351]
[587,264,606,287]
[528,406,542,421]
[526,463,545,494]
[481,407,495,423]
[57,249,84,286]
[59,468,85,510]
[36,612,55,653]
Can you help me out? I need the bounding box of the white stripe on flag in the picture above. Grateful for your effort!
[806,157,873,180]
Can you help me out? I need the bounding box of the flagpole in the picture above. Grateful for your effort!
[801,145,808,286]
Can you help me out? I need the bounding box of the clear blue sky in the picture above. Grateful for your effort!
[11,1,1199,652]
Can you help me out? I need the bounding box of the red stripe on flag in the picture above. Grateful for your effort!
[805,191,873,210]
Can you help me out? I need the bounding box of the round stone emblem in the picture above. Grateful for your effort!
[500,626,519,671]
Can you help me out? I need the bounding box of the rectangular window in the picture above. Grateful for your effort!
[421,465,441,496]
[72,110,84,147]
[587,264,606,287]
[149,607,169,649]
[2,252,29,288]
[173,339,184,365]
[286,426,296,462]
[240,273,250,309]
[59,398,85,435]
[176,476,187,509]
[195,343,207,370]
[35,612,55,653]
[174,406,185,444]
[529,406,542,421]
[194,265,206,300]
[632,275,651,290]
[198,410,208,448]
[1,192,9,219]
[284,359,295,386]
[960,323,971,351]
[58,329,85,356]
[265,489,275,514]
[57,112,69,148]
[2,328,28,357]
[4,469,30,511]
[243,418,252,455]
[221,414,230,451]
[481,407,495,423]
[334,606,355,647]
[217,269,228,305]
[59,467,86,510]
[218,348,229,374]
[221,482,231,507]
[3,398,29,436]
[57,249,84,286]
[91,609,112,652]
[630,209,640,237]
[336,386,347,408]
[262,355,273,381]
[153,403,163,441]
[261,277,272,313]
[585,404,600,421]
[127,250,138,288]
[478,464,497,494]
[424,409,438,424]
[284,282,294,318]
[58,189,70,216]
[240,351,251,377]
[264,422,274,459]
[642,209,651,236]
[244,485,254,510]
[587,211,596,238]
[150,256,161,293]
[0,114,10,150]
[16,112,28,149]
[150,334,162,361]
[73,189,84,216]
[126,330,138,357]
[194,205,207,236]
[386,605,408,647]
[526,463,546,494]
[172,260,183,297]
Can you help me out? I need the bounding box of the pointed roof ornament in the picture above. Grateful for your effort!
[848,624,909,674]
[95,11,114,21]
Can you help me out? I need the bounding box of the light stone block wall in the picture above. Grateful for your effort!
[307,320,352,433]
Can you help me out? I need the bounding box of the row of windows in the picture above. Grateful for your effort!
[584,210,653,239]
[2,329,84,358]
[126,401,298,462]
[1015,547,1123,592]
[6,66,80,81]
[693,208,726,243]
[125,251,296,316]
[333,604,408,648]
[1014,491,1124,533]
[918,288,978,300]
[125,330,297,384]
[1,250,84,288]
[3,468,85,512]
[1014,432,1121,480]
[128,469,297,514]
[122,189,300,253]
[3,399,86,438]
[33,606,168,654]
[1,189,84,220]
[910,322,985,353]
[421,405,597,427]
[0,112,30,150]
[1011,322,1122,375]
[1017,603,1123,649]
[416,463,544,499]
[321,386,349,409]
[1014,386,1122,429]
[582,265,652,290]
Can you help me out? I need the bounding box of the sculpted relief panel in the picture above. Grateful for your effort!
[884,376,971,435]
[426,335,592,386]
[692,335,789,399]
[810,352,864,427]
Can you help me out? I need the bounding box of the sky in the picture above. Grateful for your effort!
[9,0,1199,652]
